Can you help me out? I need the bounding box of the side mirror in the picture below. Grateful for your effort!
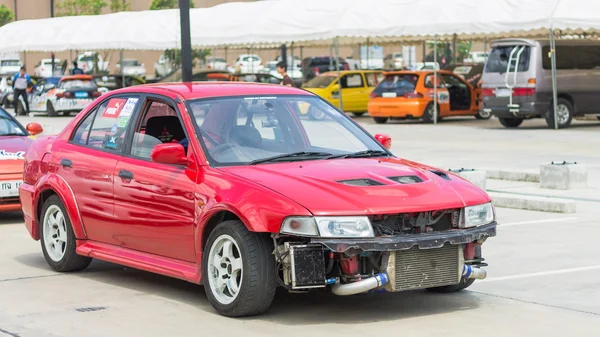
[331,84,340,91]
[150,143,188,165]
[26,122,44,136]
[374,133,392,150]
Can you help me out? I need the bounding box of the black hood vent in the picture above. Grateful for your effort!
[429,170,451,180]
[388,175,424,184]
[337,178,384,186]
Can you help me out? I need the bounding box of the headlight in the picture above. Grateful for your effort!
[460,202,495,228]
[280,216,374,238]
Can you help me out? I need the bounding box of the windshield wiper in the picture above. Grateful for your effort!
[249,151,333,165]
[1,133,26,137]
[326,149,389,159]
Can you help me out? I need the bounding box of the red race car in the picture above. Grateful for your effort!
[0,107,43,212]
[19,83,496,317]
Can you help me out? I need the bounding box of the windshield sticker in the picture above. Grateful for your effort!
[120,98,139,117]
[117,116,129,128]
[111,123,118,133]
[244,96,277,101]
[103,98,127,118]
[0,150,24,160]
[454,66,472,75]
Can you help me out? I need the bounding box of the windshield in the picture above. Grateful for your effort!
[186,95,386,166]
[485,45,530,73]
[1,60,21,66]
[0,108,26,136]
[303,75,336,88]
[122,60,140,67]
[59,79,97,90]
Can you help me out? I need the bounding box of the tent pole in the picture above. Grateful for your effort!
[212,47,216,68]
[120,50,125,87]
[484,37,488,53]
[300,46,304,85]
[366,37,370,69]
[422,40,426,63]
[329,44,333,70]
[433,35,438,125]
[549,28,559,130]
[69,50,72,74]
[335,37,343,112]
[452,34,457,64]
[291,41,294,72]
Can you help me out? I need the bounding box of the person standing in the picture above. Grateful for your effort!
[71,61,84,75]
[276,61,293,86]
[12,66,31,115]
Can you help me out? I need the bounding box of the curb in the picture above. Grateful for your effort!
[485,169,540,183]
[489,192,576,213]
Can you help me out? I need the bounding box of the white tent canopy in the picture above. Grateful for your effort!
[0,0,597,53]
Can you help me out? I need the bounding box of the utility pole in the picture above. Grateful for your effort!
[179,0,193,82]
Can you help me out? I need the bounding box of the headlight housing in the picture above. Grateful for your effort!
[280,216,374,238]
[460,202,495,228]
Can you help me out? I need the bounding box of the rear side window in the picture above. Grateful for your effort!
[59,80,97,90]
[364,72,383,87]
[485,45,531,73]
[541,45,600,70]
[371,74,419,97]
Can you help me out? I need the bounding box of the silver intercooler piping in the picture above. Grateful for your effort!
[331,273,389,296]
[463,264,487,279]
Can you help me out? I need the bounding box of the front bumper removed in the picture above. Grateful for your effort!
[311,222,497,253]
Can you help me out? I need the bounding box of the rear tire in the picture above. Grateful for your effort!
[40,195,92,272]
[475,109,492,120]
[498,117,523,128]
[16,100,26,116]
[1,96,7,107]
[545,98,573,129]
[373,117,388,124]
[47,101,57,117]
[426,278,475,293]
[422,103,439,123]
[352,112,366,117]
[202,220,277,317]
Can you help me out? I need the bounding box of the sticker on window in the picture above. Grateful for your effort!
[454,66,472,75]
[102,98,127,118]
[117,116,130,128]
[120,97,139,117]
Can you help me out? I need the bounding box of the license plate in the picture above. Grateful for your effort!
[496,88,512,97]
[0,180,22,197]
[382,92,397,98]
[75,92,88,98]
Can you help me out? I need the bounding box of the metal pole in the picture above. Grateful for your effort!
[329,44,333,70]
[50,0,54,17]
[549,28,559,129]
[484,37,488,53]
[452,34,457,64]
[300,46,304,85]
[290,42,294,73]
[433,35,438,124]
[120,50,125,87]
[179,0,193,82]
[366,37,370,69]
[212,47,216,68]
[335,37,343,112]
[422,40,426,63]
[69,50,72,74]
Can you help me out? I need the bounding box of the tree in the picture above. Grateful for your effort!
[0,5,15,27]
[56,0,107,16]
[457,41,473,62]
[110,0,131,12]
[149,0,194,10]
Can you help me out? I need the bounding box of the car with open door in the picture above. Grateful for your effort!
[20,82,496,317]
[0,107,43,212]
[368,70,488,123]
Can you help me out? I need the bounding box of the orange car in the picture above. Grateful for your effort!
[368,70,490,124]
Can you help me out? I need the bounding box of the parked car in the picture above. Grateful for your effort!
[409,62,440,70]
[229,54,263,73]
[345,57,361,70]
[302,70,383,117]
[463,52,488,63]
[93,74,147,94]
[444,63,486,117]
[76,52,109,74]
[482,38,600,129]
[19,82,496,317]
[0,76,14,107]
[300,56,349,82]
[360,58,384,70]
[368,70,489,124]
[154,54,175,78]
[206,57,228,71]
[16,75,101,117]
[116,59,147,79]
[0,58,23,76]
[0,107,43,212]
[34,59,63,77]
[384,52,404,70]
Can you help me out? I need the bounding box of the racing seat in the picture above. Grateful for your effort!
[228,125,262,149]
[132,116,187,158]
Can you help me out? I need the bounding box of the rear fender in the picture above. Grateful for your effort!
[34,173,87,240]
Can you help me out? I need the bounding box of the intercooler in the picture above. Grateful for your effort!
[382,244,462,291]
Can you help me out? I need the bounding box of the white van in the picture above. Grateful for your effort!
[0,59,23,75]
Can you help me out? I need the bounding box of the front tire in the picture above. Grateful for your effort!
[16,100,26,116]
[498,117,523,128]
[40,195,92,272]
[352,112,366,117]
[545,98,573,129]
[202,220,277,317]
[475,109,492,120]
[426,278,475,293]
[47,101,57,117]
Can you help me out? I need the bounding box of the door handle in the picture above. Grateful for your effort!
[118,170,134,180]
[60,158,72,168]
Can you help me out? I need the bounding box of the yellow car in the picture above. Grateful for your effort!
[302,70,383,117]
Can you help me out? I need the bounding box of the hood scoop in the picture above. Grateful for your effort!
[337,178,384,186]
[387,175,424,184]
[429,170,451,180]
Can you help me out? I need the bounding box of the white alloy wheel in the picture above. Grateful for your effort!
[207,234,243,305]
[43,205,68,262]
[556,103,570,125]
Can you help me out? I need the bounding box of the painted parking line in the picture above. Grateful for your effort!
[499,217,579,227]
[479,265,600,283]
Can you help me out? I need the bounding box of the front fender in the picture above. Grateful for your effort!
[34,173,87,240]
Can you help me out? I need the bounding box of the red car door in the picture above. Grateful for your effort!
[56,94,141,244]
[112,97,197,262]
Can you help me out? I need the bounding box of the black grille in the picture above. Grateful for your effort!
[337,179,384,186]
[371,210,458,236]
[388,175,423,184]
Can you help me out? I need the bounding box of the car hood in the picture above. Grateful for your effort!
[0,136,30,174]
[219,157,491,216]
